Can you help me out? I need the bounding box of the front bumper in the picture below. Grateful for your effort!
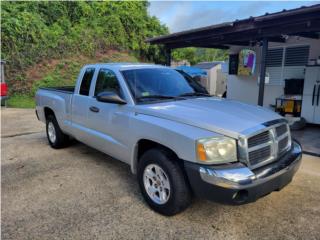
[184,140,302,204]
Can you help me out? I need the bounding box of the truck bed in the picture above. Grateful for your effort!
[36,87,74,130]
[39,86,75,93]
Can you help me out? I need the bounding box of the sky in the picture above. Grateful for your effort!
[148,1,319,33]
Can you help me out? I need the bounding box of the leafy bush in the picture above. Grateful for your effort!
[2,1,228,108]
[172,48,228,65]
[1,1,168,95]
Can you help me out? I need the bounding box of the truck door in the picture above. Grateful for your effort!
[71,67,96,142]
[86,68,130,162]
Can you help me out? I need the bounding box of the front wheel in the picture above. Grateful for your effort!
[46,115,69,149]
[137,148,191,216]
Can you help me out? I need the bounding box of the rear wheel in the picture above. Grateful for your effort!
[137,148,191,216]
[46,115,69,149]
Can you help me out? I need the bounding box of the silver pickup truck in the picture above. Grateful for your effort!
[36,63,302,216]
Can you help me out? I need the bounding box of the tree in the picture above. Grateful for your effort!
[172,47,228,65]
[1,1,169,93]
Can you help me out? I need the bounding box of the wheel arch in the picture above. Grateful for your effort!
[44,107,55,119]
[131,138,184,175]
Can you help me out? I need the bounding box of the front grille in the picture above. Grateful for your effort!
[276,125,287,137]
[248,131,270,148]
[278,136,289,153]
[248,145,271,165]
[240,122,291,169]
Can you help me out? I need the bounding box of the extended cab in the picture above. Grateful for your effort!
[36,63,302,216]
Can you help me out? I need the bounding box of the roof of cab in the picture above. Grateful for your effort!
[83,62,167,71]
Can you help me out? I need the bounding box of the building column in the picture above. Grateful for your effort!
[165,47,171,66]
[258,38,268,106]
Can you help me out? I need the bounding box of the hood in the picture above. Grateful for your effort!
[135,97,282,139]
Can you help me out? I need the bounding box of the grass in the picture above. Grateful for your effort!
[6,95,35,108]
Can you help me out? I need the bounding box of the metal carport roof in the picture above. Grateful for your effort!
[147,4,320,49]
[146,4,320,106]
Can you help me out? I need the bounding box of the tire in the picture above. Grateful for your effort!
[46,115,69,149]
[290,118,306,131]
[137,148,191,216]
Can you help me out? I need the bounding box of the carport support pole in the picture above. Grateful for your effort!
[258,38,268,106]
[165,47,171,66]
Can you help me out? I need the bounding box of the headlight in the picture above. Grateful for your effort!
[196,136,237,164]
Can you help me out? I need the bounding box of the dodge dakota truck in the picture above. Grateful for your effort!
[36,63,302,216]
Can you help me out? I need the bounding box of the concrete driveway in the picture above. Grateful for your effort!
[2,108,320,240]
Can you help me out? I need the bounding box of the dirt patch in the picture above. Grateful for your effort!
[10,50,138,94]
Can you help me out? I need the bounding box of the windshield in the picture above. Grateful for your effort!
[175,69,208,94]
[122,68,197,103]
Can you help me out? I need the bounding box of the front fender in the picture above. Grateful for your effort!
[129,113,220,174]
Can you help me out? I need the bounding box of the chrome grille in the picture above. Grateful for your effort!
[239,121,291,169]
[276,125,287,137]
[248,131,270,148]
[278,136,289,153]
[248,146,271,165]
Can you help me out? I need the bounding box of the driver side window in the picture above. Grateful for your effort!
[95,69,122,97]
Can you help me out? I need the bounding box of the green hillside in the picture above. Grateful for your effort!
[1,1,227,108]
[1,1,168,107]
[7,51,139,108]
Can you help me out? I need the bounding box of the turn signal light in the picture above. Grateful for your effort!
[197,143,207,161]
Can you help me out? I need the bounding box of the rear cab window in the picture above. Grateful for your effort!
[79,68,95,96]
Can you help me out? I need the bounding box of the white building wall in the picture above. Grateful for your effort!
[206,64,227,96]
[201,64,226,96]
[208,65,218,94]
[227,37,320,108]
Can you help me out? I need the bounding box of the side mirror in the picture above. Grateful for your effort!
[96,91,127,105]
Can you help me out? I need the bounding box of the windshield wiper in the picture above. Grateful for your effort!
[136,93,208,102]
[179,92,211,97]
[136,95,177,101]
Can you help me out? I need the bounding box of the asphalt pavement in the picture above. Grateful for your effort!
[1,108,320,240]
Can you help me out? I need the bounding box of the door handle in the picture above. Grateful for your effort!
[317,85,320,106]
[89,106,100,113]
[312,84,316,106]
